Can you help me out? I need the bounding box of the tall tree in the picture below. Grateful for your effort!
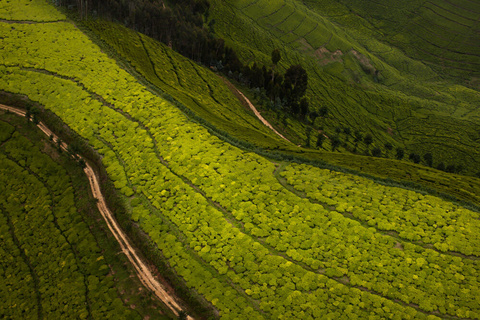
[283,65,308,107]
[363,134,373,147]
[396,147,404,160]
[271,49,281,66]
[423,152,433,167]
[316,133,325,148]
[271,49,281,84]
[299,98,309,120]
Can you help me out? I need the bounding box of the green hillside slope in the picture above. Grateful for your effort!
[208,0,480,176]
[83,20,294,151]
[0,112,170,319]
[79,18,480,207]
[1,0,480,319]
[304,0,480,81]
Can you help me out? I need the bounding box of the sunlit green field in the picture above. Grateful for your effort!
[0,112,170,319]
[1,0,480,319]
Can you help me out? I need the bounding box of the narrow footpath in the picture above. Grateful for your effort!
[219,77,292,143]
[0,104,193,320]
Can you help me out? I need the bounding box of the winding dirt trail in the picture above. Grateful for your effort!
[219,77,292,143]
[0,104,193,320]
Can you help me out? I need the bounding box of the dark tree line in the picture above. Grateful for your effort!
[60,0,309,117]
[61,0,224,66]
[240,60,308,116]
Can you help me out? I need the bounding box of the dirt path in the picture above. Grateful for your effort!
[0,104,193,320]
[219,77,292,143]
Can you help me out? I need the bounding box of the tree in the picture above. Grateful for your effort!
[271,49,281,66]
[270,49,282,84]
[363,134,373,147]
[445,164,456,173]
[371,147,382,157]
[384,142,393,157]
[331,136,341,151]
[395,147,404,160]
[309,111,318,126]
[299,98,309,120]
[56,138,63,152]
[283,64,308,106]
[354,131,363,143]
[316,133,325,148]
[319,106,328,117]
[250,62,264,88]
[437,162,445,171]
[305,127,312,147]
[409,153,421,163]
[178,310,188,320]
[423,152,433,167]
[224,47,242,73]
[78,158,86,169]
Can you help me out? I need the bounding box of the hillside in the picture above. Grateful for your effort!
[80,17,480,209]
[83,19,292,151]
[0,109,171,319]
[304,0,480,81]
[208,0,480,177]
[1,0,480,319]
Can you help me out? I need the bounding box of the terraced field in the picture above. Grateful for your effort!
[305,0,480,79]
[81,18,480,209]
[0,112,170,319]
[1,0,480,319]
[84,20,291,152]
[209,0,480,176]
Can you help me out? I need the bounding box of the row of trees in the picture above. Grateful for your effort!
[62,0,468,177]
[233,51,309,116]
[60,0,310,117]
[61,0,224,65]
[310,125,465,174]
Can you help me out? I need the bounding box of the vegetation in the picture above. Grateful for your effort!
[83,19,289,151]
[281,163,480,256]
[63,0,480,177]
[80,18,480,210]
[304,0,480,81]
[207,0,480,176]
[0,113,170,319]
[1,1,480,319]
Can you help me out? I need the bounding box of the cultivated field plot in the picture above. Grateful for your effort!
[0,118,139,319]
[210,0,480,177]
[85,20,289,151]
[1,1,480,319]
[281,163,480,256]
[309,0,480,78]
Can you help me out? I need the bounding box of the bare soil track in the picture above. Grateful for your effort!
[219,76,292,143]
[0,104,193,320]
